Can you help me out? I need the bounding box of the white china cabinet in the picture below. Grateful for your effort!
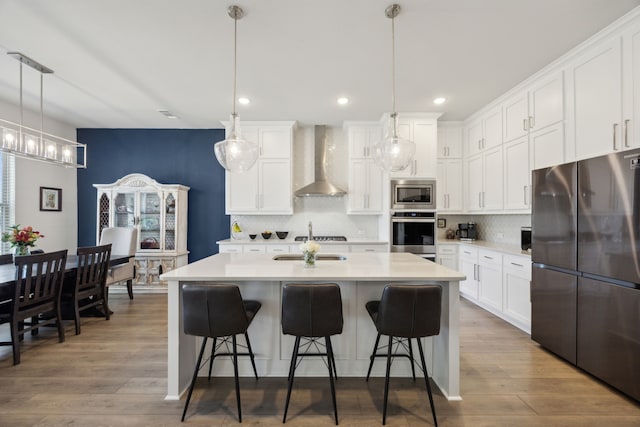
[94,173,189,288]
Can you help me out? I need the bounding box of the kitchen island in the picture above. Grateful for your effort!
[161,252,465,401]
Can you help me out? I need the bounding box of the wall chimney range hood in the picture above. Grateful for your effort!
[295,125,346,197]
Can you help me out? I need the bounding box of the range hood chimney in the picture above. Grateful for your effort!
[295,125,347,197]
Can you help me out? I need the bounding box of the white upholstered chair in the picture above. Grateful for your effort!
[99,227,138,300]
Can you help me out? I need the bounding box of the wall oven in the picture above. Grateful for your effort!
[390,211,436,257]
[391,179,436,211]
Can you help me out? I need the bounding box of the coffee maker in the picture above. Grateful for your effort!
[457,222,477,240]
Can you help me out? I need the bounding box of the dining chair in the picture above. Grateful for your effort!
[99,227,137,300]
[0,249,68,365]
[365,284,442,426]
[61,244,111,335]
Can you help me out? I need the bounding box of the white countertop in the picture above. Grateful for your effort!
[161,252,465,282]
[438,239,531,257]
[217,238,388,245]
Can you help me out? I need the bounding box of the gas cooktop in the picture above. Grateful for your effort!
[294,236,347,242]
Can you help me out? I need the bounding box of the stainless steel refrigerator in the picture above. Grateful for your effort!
[532,149,640,402]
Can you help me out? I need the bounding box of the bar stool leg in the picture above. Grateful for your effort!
[232,335,242,423]
[382,335,393,425]
[366,333,381,381]
[208,337,217,380]
[325,336,339,425]
[417,338,438,427]
[245,331,259,380]
[182,337,208,422]
[283,336,301,423]
[407,338,416,381]
[329,338,338,381]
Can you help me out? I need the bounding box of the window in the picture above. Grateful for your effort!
[0,153,15,254]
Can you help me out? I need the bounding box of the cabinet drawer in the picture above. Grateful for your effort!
[267,246,290,254]
[503,254,531,277]
[219,244,244,253]
[438,244,458,255]
[244,244,267,253]
[351,244,387,253]
[459,245,478,260]
[479,249,502,266]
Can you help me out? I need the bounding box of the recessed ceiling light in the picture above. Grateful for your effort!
[337,97,350,105]
[158,110,179,119]
[238,97,251,105]
[433,97,447,105]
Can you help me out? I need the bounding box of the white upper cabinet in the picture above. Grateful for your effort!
[530,122,565,170]
[504,136,531,211]
[466,146,503,212]
[466,106,502,157]
[503,92,530,143]
[346,123,384,214]
[224,121,296,215]
[437,158,463,212]
[623,21,640,149]
[388,113,440,179]
[529,72,564,132]
[437,124,463,158]
[567,37,623,160]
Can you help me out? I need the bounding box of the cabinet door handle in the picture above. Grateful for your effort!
[259,144,263,156]
[523,118,528,131]
[482,191,485,208]
[624,119,630,148]
[529,116,535,129]
[523,185,528,205]
[413,159,417,175]
[511,262,524,267]
[483,255,493,260]
[613,123,619,150]
[478,192,482,208]
[445,146,449,157]
[478,140,482,150]
[255,194,259,209]
[473,264,477,280]
[476,264,480,281]
[482,138,486,149]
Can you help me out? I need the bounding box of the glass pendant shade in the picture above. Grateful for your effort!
[214,114,258,173]
[372,125,416,172]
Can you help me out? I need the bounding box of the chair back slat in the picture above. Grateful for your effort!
[13,250,68,312]
[76,244,111,295]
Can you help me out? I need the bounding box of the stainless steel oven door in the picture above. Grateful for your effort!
[390,216,436,254]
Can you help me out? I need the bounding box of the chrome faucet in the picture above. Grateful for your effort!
[308,221,314,241]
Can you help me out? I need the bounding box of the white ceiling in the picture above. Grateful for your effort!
[0,0,638,129]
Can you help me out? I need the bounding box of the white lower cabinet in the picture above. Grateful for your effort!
[458,244,531,333]
[477,249,503,313]
[350,244,387,253]
[502,254,532,333]
[436,243,458,270]
[458,245,479,300]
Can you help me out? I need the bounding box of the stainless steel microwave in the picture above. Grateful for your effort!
[391,179,436,210]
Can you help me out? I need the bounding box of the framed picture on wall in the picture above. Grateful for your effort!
[40,187,62,212]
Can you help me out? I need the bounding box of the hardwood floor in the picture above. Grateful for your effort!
[1,294,639,426]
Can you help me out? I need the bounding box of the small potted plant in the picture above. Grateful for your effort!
[299,240,321,268]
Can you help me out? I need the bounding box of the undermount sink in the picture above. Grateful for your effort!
[272,254,347,261]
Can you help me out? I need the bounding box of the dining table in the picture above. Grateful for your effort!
[0,253,133,302]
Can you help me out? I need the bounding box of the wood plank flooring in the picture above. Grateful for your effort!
[1,294,639,426]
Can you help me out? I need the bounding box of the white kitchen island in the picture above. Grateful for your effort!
[161,252,465,401]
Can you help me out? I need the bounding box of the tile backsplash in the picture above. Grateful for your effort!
[231,197,380,239]
[438,214,531,246]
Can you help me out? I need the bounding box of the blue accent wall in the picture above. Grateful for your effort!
[76,128,226,262]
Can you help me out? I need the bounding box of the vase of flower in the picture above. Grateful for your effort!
[15,245,29,256]
[299,240,321,268]
[2,224,44,259]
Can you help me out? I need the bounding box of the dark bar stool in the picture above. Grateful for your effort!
[365,284,442,426]
[181,283,261,423]
[281,283,343,425]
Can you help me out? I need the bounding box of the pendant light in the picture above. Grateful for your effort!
[214,5,258,173]
[372,4,416,172]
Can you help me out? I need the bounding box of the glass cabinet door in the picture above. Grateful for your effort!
[164,193,176,250]
[139,192,161,250]
[114,192,136,228]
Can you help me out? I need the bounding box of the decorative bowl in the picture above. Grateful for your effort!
[276,231,288,240]
[261,232,272,240]
[249,234,257,240]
